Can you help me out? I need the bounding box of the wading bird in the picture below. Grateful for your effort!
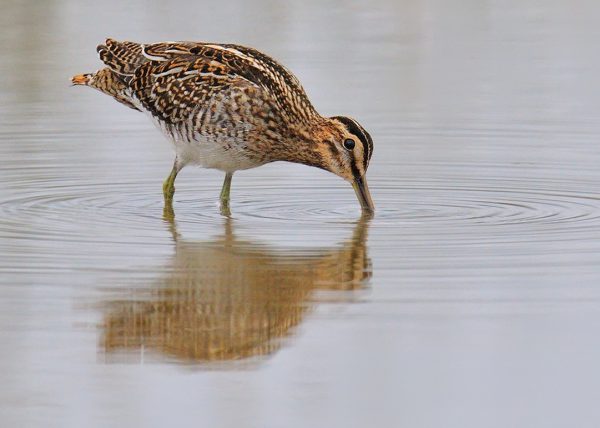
[72,39,374,214]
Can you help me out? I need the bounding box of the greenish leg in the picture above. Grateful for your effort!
[219,172,233,216]
[162,160,181,203]
[162,199,175,223]
[219,172,233,203]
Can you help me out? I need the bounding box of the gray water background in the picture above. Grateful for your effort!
[1,1,600,427]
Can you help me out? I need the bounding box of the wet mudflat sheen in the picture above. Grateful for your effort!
[1,1,600,427]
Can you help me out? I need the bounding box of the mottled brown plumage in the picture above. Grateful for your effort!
[72,39,374,214]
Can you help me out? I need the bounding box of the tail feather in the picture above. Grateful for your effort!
[71,73,92,86]
[73,38,195,111]
[70,68,140,111]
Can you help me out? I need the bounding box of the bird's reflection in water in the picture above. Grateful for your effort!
[101,215,371,364]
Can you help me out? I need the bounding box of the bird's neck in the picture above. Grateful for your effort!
[270,117,340,172]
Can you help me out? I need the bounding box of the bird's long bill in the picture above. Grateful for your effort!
[352,175,375,213]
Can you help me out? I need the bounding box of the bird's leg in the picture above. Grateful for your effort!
[219,172,234,216]
[163,158,182,204]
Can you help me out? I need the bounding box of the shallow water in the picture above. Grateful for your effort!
[2,1,600,427]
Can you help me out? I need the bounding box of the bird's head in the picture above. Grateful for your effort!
[315,116,375,213]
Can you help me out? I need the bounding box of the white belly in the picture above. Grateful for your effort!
[174,136,258,172]
[147,113,260,172]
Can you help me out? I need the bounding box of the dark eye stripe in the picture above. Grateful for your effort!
[332,116,372,170]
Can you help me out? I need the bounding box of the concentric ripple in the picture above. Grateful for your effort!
[2,170,600,246]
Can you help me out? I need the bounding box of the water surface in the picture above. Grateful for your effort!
[1,1,600,427]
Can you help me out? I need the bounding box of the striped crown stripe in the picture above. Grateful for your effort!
[332,116,373,169]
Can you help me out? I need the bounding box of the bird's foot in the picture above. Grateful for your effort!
[219,199,231,217]
[163,200,175,222]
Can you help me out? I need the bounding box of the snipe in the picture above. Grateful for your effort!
[72,39,374,214]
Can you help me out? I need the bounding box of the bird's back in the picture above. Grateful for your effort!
[79,39,319,126]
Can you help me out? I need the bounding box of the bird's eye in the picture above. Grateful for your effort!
[343,139,355,150]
